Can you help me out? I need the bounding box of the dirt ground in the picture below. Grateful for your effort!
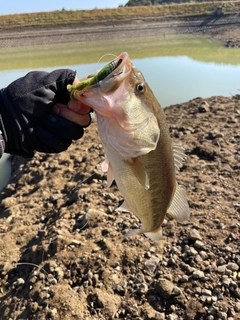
[0,18,240,320]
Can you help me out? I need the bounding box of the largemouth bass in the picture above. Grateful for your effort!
[69,52,190,240]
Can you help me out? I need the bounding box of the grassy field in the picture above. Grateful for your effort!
[1,1,240,29]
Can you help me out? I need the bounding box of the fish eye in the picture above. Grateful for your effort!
[136,83,145,93]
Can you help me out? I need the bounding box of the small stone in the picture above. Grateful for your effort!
[71,239,81,246]
[226,263,239,271]
[192,270,205,279]
[47,308,58,318]
[154,312,165,320]
[49,278,57,285]
[195,255,203,263]
[194,240,205,250]
[218,257,226,265]
[217,311,227,320]
[188,229,202,241]
[234,288,240,298]
[199,251,208,260]
[90,288,121,316]
[217,265,226,273]
[188,247,198,256]
[144,256,160,274]
[155,278,174,299]
[166,314,178,320]
[195,287,202,295]
[15,278,25,287]
[201,288,212,296]
[54,267,64,280]
[222,277,231,288]
[179,275,188,283]
[136,282,148,295]
[234,302,240,312]
[198,102,210,112]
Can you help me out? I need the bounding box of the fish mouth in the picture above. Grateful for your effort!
[95,52,132,90]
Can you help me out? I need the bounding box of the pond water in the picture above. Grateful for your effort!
[0,34,240,190]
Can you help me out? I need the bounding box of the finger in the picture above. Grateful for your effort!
[72,77,79,85]
[67,100,91,114]
[53,103,91,127]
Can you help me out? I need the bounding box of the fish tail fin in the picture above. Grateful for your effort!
[144,227,163,241]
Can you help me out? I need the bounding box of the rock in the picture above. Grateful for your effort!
[144,256,161,274]
[89,288,121,317]
[15,278,25,287]
[226,263,239,271]
[166,314,178,320]
[234,302,240,312]
[198,101,210,112]
[135,282,148,295]
[222,277,231,288]
[217,265,226,273]
[188,229,202,241]
[192,270,205,279]
[194,240,205,250]
[217,311,227,320]
[155,278,174,299]
[201,288,212,296]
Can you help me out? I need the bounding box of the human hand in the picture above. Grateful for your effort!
[0,69,91,157]
[52,78,91,127]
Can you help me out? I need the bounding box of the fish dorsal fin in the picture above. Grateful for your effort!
[173,143,188,171]
[167,183,190,222]
[101,159,114,187]
[125,158,150,190]
[116,201,131,213]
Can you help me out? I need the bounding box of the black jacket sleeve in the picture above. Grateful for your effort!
[0,69,90,158]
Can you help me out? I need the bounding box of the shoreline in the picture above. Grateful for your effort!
[1,14,240,48]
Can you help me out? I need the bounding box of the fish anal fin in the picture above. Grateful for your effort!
[107,162,114,188]
[167,183,190,223]
[124,228,142,239]
[101,159,109,172]
[125,157,150,190]
[116,201,131,213]
[144,227,163,241]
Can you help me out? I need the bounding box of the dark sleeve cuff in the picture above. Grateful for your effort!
[0,130,5,158]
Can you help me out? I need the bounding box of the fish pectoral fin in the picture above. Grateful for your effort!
[167,183,190,223]
[144,227,163,241]
[116,201,131,213]
[101,159,115,188]
[125,158,150,190]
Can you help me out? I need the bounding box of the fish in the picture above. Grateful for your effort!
[69,52,190,240]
